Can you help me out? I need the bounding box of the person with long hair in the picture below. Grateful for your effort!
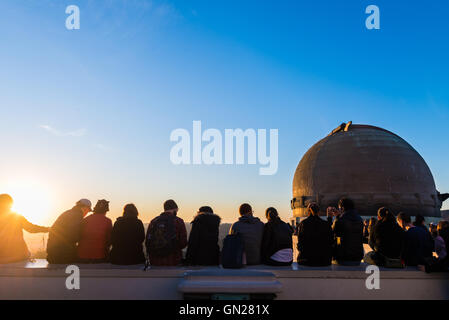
[109,203,145,265]
[261,207,293,266]
[364,207,404,267]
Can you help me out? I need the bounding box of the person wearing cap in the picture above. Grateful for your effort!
[77,200,113,263]
[46,199,92,264]
[0,194,49,264]
[185,206,221,266]
[146,199,187,266]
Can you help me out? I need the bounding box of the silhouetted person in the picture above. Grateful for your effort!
[330,198,364,266]
[0,194,49,264]
[364,207,404,267]
[422,220,449,273]
[229,203,264,265]
[110,204,145,265]
[185,206,221,266]
[429,223,438,239]
[77,200,112,263]
[413,214,429,231]
[297,203,333,266]
[261,207,293,266]
[397,212,433,267]
[363,217,377,244]
[146,200,187,266]
[47,199,92,264]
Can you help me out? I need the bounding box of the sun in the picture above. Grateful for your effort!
[7,181,53,225]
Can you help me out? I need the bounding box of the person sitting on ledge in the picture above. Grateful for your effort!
[229,203,264,265]
[261,207,293,266]
[77,200,112,263]
[185,206,221,266]
[146,200,187,266]
[0,194,49,264]
[329,198,364,266]
[297,203,333,266]
[397,212,433,267]
[363,207,404,268]
[422,220,449,273]
[109,204,146,265]
[47,199,92,264]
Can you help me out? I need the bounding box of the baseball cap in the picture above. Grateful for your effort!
[76,199,92,210]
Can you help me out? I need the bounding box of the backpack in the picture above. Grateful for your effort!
[221,233,244,269]
[146,215,177,257]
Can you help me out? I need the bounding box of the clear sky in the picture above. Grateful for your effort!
[0,0,448,225]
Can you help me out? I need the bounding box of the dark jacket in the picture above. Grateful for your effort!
[185,212,221,266]
[332,209,364,264]
[109,216,145,265]
[229,215,264,265]
[401,226,434,266]
[261,217,293,264]
[297,215,333,266]
[47,206,84,264]
[369,218,404,259]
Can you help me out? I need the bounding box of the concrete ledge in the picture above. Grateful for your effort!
[0,260,448,300]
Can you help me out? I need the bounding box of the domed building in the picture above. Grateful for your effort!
[291,122,447,218]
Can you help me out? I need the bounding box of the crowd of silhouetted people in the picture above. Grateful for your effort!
[0,193,448,273]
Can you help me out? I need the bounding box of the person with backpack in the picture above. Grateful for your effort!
[0,194,49,264]
[185,206,221,266]
[109,204,146,265]
[47,199,92,264]
[297,203,333,266]
[77,200,113,263]
[261,207,293,266]
[146,200,187,266]
[228,203,264,265]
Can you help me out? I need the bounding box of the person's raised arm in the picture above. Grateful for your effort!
[21,216,49,233]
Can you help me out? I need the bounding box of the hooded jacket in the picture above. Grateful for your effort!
[332,209,364,263]
[185,212,221,265]
[109,216,145,265]
[229,215,264,265]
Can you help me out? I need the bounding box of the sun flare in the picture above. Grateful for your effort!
[6,181,53,225]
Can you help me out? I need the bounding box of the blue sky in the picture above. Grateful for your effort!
[0,0,448,224]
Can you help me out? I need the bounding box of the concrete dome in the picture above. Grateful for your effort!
[291,122,443,217]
